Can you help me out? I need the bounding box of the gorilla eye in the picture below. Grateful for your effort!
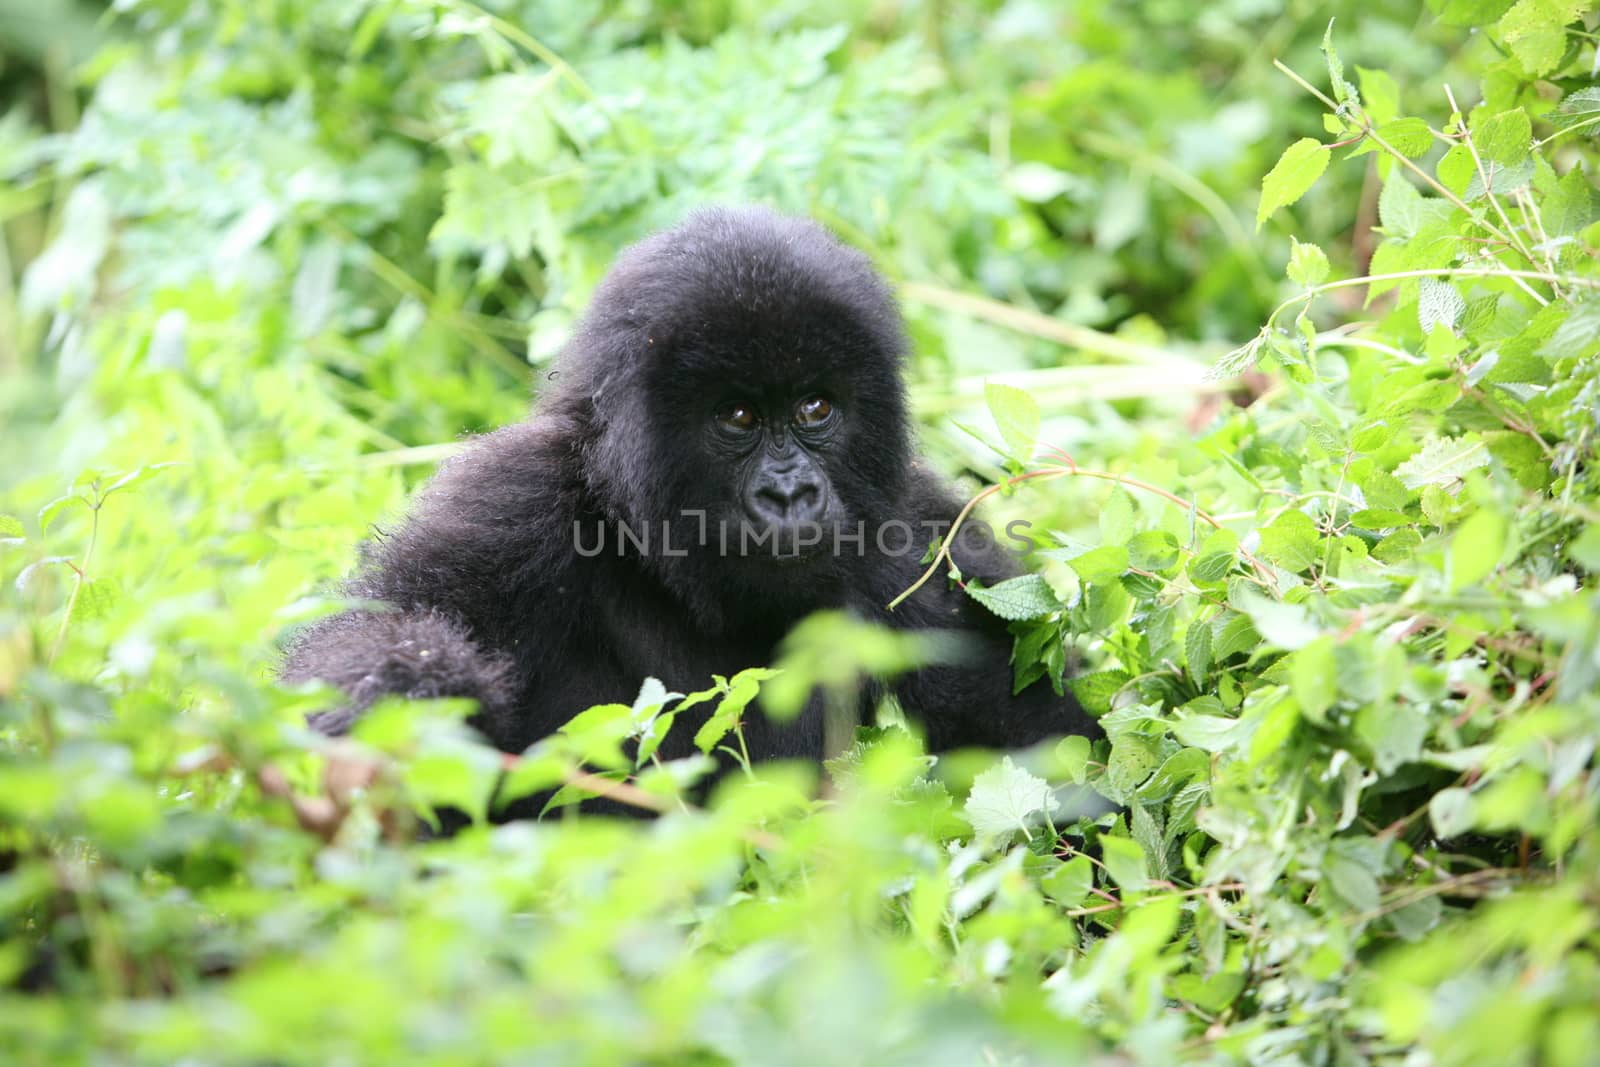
[795,396,834,427]
[717,403,758,433]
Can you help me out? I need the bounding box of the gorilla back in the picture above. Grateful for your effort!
[282,206,1098,766]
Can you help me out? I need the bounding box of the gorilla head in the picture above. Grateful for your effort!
[555,208,914,618]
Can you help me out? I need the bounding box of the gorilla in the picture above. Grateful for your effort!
[283,206,1097,781]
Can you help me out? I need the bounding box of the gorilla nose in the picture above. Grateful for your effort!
[750,469,824,523]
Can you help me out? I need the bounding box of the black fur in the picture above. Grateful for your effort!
[283,206,1098,772]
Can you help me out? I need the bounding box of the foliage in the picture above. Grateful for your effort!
[2,2,1599,1064]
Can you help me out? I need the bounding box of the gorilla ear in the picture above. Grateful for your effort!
[572,331,674,523]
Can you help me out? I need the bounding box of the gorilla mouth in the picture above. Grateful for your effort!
[744,522,832,563]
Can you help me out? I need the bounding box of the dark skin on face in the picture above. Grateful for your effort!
[718,393,837,549]
[281,205,1100,815]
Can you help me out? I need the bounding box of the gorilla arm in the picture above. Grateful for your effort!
[280,420,573,743]
[281,607,517,735]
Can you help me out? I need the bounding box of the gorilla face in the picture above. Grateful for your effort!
[709,388,844,557]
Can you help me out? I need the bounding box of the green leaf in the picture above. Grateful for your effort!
[1350,509,1413,529]
[1041,855,1094,907]
[1098,488,1136,545]
[1552,87,1600,126]
[967,573,1061,621]
[1395,435,1489,490]
[1189,552,1237,584]
[1232,589,1321,650]
[1127,530,1180,572]
[1499,0,1586,76]
[1472,108,1533,168]
[964,756,1058,838]
[1212,611,1262,661]
[1257,510,1320,573]
[985,382,1041,464]
[0,515,23,542]
[1287,238,1330,287]
[1099,834,1150,891]
[1540,299,1600,360]
[1289,638,1337,723]
[1068,670,1129,718]
[1257,139,1331,228]
[1448,507,1507,590]
[1320,20,1351,103]
[1384,118,1433,159]
[1055,734,1092,784]
[1067,545,1130,584]
[1356,66,1400,125]
[1418,279,1466,334]
[1185,619,1213,684]
[1430,787,1477,837]
[1567,524,1600,569]
[1171,710,1249,753]
[1436,142,1475,195]
[692,671,768,754]
[1323,847,1380,914]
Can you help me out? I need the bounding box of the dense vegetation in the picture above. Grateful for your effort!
[3,2,1599,1063]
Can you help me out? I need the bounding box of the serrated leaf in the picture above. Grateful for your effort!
[1373,117,1433,158]
[967,573,1061,621]
[1189,552,1236,584]
[691,670,768,754]
[76,578,119,621]
[1379,170,1424,237]
[37,494,83,533]
[985,382,1041,464]
[964,755,1058,838]
[1186,620,1213,683]
[1500,0,1585,76]
[1257,139,1330,228]
[1475,108,1533,167]
[1321,20,1350,104]
[1419,279,1466,333]
[1257,510,1320,573]
[1068,670,1129,717]
[1540,299,1600,360]
[1207,331,1266,380]
[1553,86,1600,125]
[1212,612,1261,661]
[1287,238,1330,287]
[1395,435,1489,490]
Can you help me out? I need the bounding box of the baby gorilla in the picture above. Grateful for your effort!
[283,206,1097,769]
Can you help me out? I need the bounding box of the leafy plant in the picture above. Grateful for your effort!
[2,2,1598,1064]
